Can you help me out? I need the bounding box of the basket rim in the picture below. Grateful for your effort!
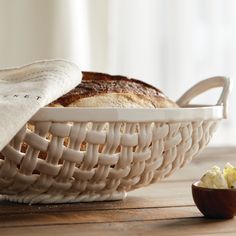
[30,105,224,122]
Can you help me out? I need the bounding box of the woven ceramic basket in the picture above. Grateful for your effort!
[0,76,231,204]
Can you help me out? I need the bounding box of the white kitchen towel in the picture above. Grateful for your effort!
[0,60,82,151]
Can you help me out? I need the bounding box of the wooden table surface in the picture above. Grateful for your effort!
[1,147,236,236]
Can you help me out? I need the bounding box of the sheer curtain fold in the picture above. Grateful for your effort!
[0,0,90,68]
[0,0,235,145]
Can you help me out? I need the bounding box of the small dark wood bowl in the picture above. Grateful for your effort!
[192,181,236,219]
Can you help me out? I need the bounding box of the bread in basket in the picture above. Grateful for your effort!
[0,73,231,204]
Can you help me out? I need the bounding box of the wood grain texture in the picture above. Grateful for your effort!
[0,180,194,214]
[0,218,235,236]
[0,206,201,228]
[0,147,236,235]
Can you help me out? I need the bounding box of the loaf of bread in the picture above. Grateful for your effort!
[49,72,178,108]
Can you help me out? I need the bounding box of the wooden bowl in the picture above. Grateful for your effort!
[192,181,236,219]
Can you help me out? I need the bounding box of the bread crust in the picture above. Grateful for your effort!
[50,72,177,108]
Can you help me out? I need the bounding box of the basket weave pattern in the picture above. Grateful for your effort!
[0,119,218,204]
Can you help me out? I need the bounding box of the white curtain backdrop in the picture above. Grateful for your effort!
[0,0,235,145]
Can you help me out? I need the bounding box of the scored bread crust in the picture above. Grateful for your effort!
[49,71,178,108]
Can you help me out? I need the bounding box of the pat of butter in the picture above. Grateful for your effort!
[198,163,236,189]
[223,163,236,189]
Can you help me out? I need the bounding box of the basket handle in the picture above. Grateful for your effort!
[176,76,231,118]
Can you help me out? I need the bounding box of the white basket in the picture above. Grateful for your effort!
[0,77,231,204]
